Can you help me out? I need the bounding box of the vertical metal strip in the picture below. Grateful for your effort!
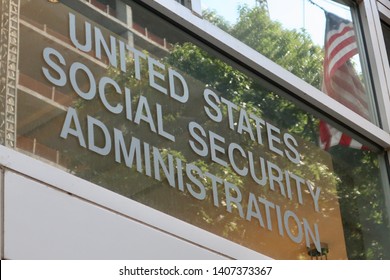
[359,0,390,132]
[0,0,19,148]
[360,0,390,249]
[0,168,4,259]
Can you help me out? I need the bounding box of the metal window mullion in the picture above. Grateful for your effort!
[0,167,3,260]
[377,1,390,24]
[358,0,390,134]
[0,165,5,260]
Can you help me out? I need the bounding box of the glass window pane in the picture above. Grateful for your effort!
[1,0,389,259]
[202,0,378,125]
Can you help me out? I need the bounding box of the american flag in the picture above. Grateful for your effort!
[319,12,369,150]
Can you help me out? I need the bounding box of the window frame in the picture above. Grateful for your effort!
[359,0,390,133]
[1,0,388,260]
[359,0,390,169]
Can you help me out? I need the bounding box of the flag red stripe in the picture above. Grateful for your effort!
[325,23,354,48]
[326,47,358,77]
[339,133,352,146]
[327,35,357,62]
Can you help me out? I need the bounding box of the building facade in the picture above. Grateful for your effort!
[0,0,389,260]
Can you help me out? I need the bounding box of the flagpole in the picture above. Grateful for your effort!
[303,0,305,30]
[307,0,328,14]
